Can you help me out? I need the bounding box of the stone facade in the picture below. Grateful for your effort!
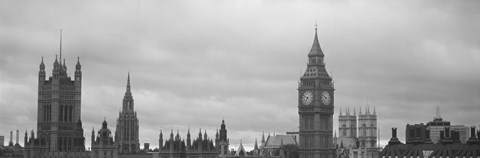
[297,28,335,158]
[91,120,118,158]
[156,120,228,158]
[35,54,85,152]
[335,107,380,158]
[24,47,88,158]
[115,74,140,154]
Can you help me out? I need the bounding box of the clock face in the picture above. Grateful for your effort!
[302,91,314,105]
[321,91,331,105]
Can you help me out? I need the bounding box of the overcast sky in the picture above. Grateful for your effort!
[1,0,480,150]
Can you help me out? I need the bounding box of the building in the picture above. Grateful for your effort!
[335,107,380,158]
[215,120,229,158]
[24,52,89,157]
[297,27,335,158]
[405,123,432,144]
[450,125,469,144]
[260,134,298,158]
[91,120,118,158]
[379,127,480,158]
[115,73,140,154]
[156,120,228,158]
[0,136,4,147]
[426,106,451,144]
[337,107,357,148]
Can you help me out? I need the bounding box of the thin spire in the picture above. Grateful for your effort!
[59,29,62,64]
[308,23,324,57]
[126,72,131,93]
[374,106,376,115]
[353,107,356,115]
[340,107,342,115]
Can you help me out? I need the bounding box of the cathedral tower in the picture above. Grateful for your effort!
[338,107,358,148]
[358,106,377,148]
[115,73,140,154]
[298,27,335,158]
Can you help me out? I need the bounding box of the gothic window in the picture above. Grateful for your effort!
[342,124,347,136]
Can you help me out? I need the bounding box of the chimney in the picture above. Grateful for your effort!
[392,128,397,138]
[16,130,19,145]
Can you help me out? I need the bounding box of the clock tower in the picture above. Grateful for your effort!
[298,27,335,158]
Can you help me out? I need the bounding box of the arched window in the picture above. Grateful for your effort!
[342,124,347,137]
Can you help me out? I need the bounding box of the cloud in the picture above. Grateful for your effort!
[1,0,480,149]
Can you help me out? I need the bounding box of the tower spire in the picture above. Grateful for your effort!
[126,72,131,93]
[308,23,324,57]
[59,29,62,64]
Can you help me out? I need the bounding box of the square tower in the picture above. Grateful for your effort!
[298,28,335,158]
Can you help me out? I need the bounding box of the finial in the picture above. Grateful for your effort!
[340,107,342,115]
[374,106,376,115]
[314,21,318,32]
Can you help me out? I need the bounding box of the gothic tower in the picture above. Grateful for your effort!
[36,32,85,152]
[338,107,358,148]
[358,106,377,148]
[115,73,140,154]
[218,120,229,157]
[298,27,335,158]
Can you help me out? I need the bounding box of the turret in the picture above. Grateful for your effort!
[24,130,28,145]
[53,55,60,78]
[186,129,191,148]
[39,57,46,82]
[198,129,203,141]
[220,120,227,141]
[75,57,81,81]
[91,128,95,145]
[204,129,208,139]
[170,130,174,140]
[159,130,163,149]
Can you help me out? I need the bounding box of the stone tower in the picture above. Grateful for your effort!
[218,120,229,157]
[338,107,358,148]
[358,106,377,148]
[36,33,86,152]
[298,27,335,158]
[115,73,140,154]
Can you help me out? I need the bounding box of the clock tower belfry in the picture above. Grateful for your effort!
[298,27,335,158]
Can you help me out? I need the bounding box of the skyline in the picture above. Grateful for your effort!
[1,0,480,151]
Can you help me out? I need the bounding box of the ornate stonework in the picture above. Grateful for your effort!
[115,74,140,154]
[298,28,335,158]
